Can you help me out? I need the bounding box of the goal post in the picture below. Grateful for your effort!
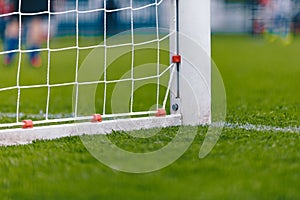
[0,0,211,144]
[171,0,211,125]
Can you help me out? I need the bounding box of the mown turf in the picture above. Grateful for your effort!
[213,35,300,127]
[0,128,300,199]
[0,35,299,199]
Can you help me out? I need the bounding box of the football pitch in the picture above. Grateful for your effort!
[0,35,299,199]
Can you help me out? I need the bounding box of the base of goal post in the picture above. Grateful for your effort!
[0,115,181,146]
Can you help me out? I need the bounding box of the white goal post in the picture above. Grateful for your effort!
[0,0,211,145]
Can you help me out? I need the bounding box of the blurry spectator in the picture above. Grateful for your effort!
[293,12,300,34]
[0,0,13,41]
[4,0,53,67]
[263,0,292,44]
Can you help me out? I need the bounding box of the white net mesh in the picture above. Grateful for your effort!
[0,0,177,128]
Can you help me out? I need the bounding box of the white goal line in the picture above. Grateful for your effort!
[0,119,299,147]
[225,123,300,134]
[0,114,182,146]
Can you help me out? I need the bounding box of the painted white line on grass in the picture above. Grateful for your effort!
[0,112,299,147]
[0,115,182,146]
[225,123,300,134]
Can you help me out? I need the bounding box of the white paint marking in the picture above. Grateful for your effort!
[225,123,300,134]
[0,112,299,147]
[0,115,182,146]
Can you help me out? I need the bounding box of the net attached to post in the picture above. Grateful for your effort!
[0,0,178,129]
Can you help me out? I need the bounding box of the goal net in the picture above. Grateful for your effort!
[0,0,211,142]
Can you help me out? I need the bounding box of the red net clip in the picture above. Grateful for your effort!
[22,120,33,129]
[91,114,102,122]
[155,109,166,117]
[172,55,181,63]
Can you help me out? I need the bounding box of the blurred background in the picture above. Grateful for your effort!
[212,0,300,34]
[1,0,300,41]
[52,0,300,36]
[44,0,300,36]
[34,0,300,36]
[0,0,171,40]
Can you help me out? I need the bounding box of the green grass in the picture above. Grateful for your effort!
[0,35,299,199]
[213,35,300,127]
